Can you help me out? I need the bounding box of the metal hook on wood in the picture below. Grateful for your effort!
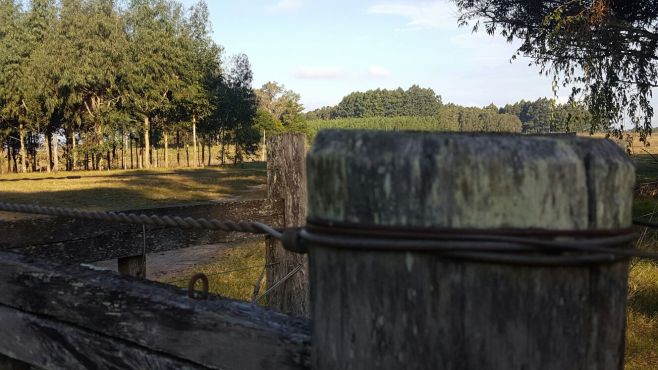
[187,273,209,300]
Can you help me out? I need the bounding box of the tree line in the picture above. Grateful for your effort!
[307,87,592,134]
[0,0,305,174]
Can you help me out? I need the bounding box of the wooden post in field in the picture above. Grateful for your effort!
[118,255,145,278]
[118,226,146,278]
[266,133,309,316]
[306,131,634,370]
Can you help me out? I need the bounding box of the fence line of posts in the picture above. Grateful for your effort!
[0,131,640,369]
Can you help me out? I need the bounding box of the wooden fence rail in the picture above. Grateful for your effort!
[0,199,284,264]
[0,250,310,370]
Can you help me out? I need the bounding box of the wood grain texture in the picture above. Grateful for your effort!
[0,251,311,370]
[266,133,309,317]
[306,131,634,370]
[118,255,146,278]
[0,305,207,370]
[0,353,30,370]
[2,199,284,263]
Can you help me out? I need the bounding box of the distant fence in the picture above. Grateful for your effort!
[0,131,643,369]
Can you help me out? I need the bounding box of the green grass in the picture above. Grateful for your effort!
[164,239,266,302]
[626,261,658,370]
[0,162,266,211]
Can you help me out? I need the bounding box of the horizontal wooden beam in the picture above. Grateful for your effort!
[1,199,284,263]
[0,305,209,370]
[0,251,311,369]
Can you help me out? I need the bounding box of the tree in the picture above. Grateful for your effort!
[214,54,258,164]
[255,81,306,131]
[0,0,28,172]
[124,0,187,168]
[456,0,658,140]
[325,86,442,119]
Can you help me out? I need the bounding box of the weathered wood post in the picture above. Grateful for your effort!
[306,131,634,369]
[266,133,309,316]
[118,227,146,278]
[0,353,30,370]
[118,255,145,278]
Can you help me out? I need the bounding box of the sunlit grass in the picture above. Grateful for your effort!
[626,261,658,370]
[0,163,266,211]
[164,239,267,302]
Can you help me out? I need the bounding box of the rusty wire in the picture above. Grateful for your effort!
[3,201,658,267]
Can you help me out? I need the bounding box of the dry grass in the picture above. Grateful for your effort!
[163,239,267,302]
[626,261,658,369]
[0,162,266,211]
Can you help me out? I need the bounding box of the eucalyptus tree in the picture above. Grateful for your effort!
[214,54,258,164]
[0,0,54,172]
[0,0,26,171]
[124,0,187,168]
[21,0,66,172]
[70,0,129,170]
[174,0,221,167]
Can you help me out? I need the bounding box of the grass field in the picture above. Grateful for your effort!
[1,141,657,368]
[0,162,267,210]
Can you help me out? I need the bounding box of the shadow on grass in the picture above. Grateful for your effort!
[0,163,268,212]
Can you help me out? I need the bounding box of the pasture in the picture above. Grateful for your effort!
[1,140,657,368]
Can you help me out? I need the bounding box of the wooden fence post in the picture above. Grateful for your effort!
[306,131,634,369]
[266,133,309,316]
[118,227,146,278]
[118,255,145,278]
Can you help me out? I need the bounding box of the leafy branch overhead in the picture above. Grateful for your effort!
[456,0,658,139]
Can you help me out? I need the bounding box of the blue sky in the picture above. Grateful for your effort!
[190,0,562,111]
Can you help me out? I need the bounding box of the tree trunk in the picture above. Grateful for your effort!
[262,129,266,162]
[18,122,26,173]
[201,138,205,165]
[0,143,4,175]
[46,132,53,173]
[5,139,10,173]
[220,130,226,165]
[52,133,59,172]
[106,150,111,171]
[192,116,198,167]
[164,132,169,168]
[30,133,36,172]
[71,132,76,171]
[11,146,18,173]
[207,138,212,167]
[185,144,190,167]
[122,134,127,170]
[176,130,180,166]
[143,116,150,168]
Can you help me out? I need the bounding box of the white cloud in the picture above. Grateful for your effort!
[368,65,391,78]
[368,1,458,30]
[294,66,345,79]
[272,0,303,11]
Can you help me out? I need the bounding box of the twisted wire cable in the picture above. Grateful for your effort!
[0,202,282,239]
